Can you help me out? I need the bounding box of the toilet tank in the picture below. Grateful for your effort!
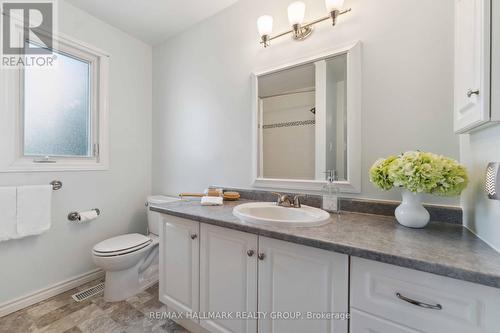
[147,195,179,235]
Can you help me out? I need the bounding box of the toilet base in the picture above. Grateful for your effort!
[103,263,141,302]
[103,258,159,302]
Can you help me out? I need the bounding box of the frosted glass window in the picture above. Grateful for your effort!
[23,45,92,157]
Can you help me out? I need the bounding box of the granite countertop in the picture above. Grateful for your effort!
[150,199,500,289]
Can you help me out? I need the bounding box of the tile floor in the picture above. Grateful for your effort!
[0,278,190,333]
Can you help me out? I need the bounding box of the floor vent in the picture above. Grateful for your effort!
[72,282,104,302]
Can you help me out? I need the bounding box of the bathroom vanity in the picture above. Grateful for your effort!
[152,200,500,333]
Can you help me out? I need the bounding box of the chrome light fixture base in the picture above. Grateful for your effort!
[292,24,313,41]
[329,10,339,26]
[261,35,270,47]
[257,8,351,48]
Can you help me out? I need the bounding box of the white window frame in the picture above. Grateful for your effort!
[0,31,109,172]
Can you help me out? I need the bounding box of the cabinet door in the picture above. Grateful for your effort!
[200,224,258,333]
[159,215,199,319]
[454,0,491,133]
[258,236,348,333]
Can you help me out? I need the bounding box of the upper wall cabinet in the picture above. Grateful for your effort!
[454,0,499,133]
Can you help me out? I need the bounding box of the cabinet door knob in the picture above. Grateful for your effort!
[258,253,265,260]
[190,234,198,240]
[467,89,480,98]
[247,250,255,257]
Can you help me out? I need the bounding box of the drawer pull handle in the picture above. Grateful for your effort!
[190,234,198,240]
[396,292,442,310]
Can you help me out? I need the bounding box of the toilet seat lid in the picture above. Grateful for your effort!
[93,233,152,254]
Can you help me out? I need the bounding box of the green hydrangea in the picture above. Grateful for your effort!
[369,151,468,196]
[369,155,398,191]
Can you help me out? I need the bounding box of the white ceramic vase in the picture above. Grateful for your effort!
[395,190,430,228]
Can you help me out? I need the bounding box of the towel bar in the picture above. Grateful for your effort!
[68,208,100,222]
[50,180,62,190]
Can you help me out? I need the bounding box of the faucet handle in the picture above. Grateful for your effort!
[293,195,305,208]
[271,192,283,204]
[271,192,292,207]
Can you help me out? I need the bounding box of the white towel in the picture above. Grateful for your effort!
[200,196,223,206]
[0,187,17,241]
[16,185,52,237]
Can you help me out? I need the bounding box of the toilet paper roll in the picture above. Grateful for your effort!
[78,210,99,223]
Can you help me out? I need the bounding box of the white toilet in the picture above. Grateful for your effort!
[92,195,178,301]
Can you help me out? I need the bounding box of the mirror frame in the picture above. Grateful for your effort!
[251,41,361,193]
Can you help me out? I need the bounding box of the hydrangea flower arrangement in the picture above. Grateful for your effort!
[369,151,468,196]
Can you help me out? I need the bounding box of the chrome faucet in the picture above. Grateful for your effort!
[272,192,305,208]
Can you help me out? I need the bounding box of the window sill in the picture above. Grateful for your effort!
[1,160,109,172]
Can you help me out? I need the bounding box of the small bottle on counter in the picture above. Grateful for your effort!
[322,170,340,216]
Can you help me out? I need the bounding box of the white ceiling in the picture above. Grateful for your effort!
[65,0,239,45]
[259,63,316,98]
[258,54,347,98]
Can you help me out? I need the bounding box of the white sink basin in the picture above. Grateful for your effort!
[233,202,330,227]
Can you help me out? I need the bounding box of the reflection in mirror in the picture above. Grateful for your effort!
[257,53,347,182]
[258,62,315,180]
[325,55,347,181]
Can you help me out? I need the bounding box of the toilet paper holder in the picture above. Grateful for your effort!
[68,208,100,222]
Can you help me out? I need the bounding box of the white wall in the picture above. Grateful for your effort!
[152,0,459,205]
[0,1,152,304]
[461,125,500,252]
[325,55,347,180]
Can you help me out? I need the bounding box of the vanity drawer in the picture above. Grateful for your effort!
[350,309,419,333]
[350,257,500,333]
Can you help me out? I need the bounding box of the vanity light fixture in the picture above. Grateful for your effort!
[257,0,351,47]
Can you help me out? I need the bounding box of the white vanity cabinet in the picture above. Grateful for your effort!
[159,216,200,319]
[159,215,500,333]
[159,216,349,333]
[454,0,499,133]
[350,257,500,333]
[199,224,258,333]
[258,236,348,333]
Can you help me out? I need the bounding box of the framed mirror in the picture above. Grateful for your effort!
[252,42,361,193]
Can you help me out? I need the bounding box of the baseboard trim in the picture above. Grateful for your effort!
[0,269,104,317]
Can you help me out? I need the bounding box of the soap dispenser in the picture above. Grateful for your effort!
[322,170,340,214]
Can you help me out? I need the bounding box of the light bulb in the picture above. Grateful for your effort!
[287,1,306,25]
[325,0,344,12]
[257,15,273,36]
